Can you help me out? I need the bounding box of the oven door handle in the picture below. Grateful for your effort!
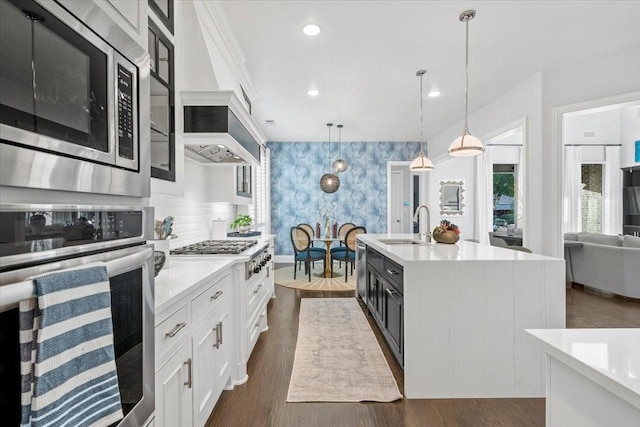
[0,246,154,310]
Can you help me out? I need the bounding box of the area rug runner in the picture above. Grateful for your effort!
[275,264,355,291]
[286,298,402,402]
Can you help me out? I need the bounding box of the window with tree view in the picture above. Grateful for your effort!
[493,164,517,231]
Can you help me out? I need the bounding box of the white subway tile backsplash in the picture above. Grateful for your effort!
[149,161,235,248]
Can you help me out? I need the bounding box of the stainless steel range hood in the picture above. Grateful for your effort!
[181,91,266,165]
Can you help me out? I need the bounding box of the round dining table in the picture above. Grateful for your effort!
[313,236,341,278]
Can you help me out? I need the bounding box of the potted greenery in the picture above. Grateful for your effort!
[230,214,252,233]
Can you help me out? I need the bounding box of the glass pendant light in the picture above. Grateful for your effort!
[332,124,348,173]
[410,70,434,172]
[449,10,484,157]
[320,123,340,193]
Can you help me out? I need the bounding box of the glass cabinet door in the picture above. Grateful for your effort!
[148,19,175,181]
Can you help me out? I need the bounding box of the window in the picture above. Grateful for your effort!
[249,146,268,229]
[493,164,517,230]
[581,164,603,233]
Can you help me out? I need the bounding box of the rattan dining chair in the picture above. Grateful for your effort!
[290,226,326,281]
[330,222,355,267]
[297,223,325,271]
[330,226,366,282]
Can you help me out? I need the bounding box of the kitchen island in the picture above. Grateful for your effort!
[357,233,565,399]
[526,328,640,427]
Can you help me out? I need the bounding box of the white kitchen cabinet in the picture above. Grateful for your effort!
[154,268,235,427]
[58,0,147,48]
[155,342,193,427]
[244,266,270,358]
[191,293,232,427]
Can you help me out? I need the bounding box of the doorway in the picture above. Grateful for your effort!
[560,99,640,237]
[387,161,423,233]
[551,92,640,257]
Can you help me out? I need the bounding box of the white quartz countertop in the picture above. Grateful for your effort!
[358,233,561,265]
[154,257,238,312]
[154,235,274,312]
[526,328,640,410]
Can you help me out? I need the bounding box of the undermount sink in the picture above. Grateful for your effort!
[378,238,432,246]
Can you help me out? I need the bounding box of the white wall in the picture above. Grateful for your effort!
[428,157,475,241]
[563,109,621,144]
[427,46,640,256]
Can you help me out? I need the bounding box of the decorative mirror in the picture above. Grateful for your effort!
[439,180,465,215]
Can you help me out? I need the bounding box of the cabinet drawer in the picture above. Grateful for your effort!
[367,248,384,274]
[383,258,403,293]
[246,278,267,319]
[247,306,267,356]
[155,304,188,362]
[191,272,231,325]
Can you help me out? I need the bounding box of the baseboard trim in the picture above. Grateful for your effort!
[274,255,294,264]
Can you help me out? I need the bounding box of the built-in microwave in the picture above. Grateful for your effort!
[0,0,150,197]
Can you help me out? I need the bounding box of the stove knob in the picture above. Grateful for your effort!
[261,259,267,266]
[265,254,272,261]
[254,265,261,273]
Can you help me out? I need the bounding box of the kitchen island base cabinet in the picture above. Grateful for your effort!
[526,329,640,427]
[546,357,640,427]
[366,248,404,366]
[358,234,566,399]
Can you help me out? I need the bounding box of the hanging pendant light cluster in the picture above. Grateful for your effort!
[449,10,484,157]
[332,124,348,173]
[320,123,340,193]
[410,70,434,172]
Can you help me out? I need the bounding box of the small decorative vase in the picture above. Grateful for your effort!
[239,225,251,233]
[30,215,46,236]
[433,230,460,244]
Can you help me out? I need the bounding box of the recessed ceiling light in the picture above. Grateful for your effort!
[307,89,319,97]
[302,24,321,36]
[428,90,441,98]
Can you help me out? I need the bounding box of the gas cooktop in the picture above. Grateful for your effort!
[170,239,257,255]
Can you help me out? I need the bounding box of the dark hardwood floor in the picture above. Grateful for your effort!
[206,279,640,427]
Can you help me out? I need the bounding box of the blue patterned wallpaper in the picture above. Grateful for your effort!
[268,141,421,255]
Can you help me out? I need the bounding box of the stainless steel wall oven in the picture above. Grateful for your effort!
[0,0,150,197]
[0,205,155,427]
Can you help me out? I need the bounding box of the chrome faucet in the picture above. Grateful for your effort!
[413,205,431,242]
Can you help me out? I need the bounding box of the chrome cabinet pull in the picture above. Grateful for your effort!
[255,314,264,327]
[184,358,192,388]
[254,284,263,294]
[386,269,398,275]
[210,290,223,300]
[218,321,223,345]
[385,287,397,297]
[213,322,221,349]
[165,322,187,338]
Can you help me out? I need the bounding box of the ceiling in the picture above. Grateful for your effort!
[216,1,640,143]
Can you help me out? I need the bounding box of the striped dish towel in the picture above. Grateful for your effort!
[19,265,123,427]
